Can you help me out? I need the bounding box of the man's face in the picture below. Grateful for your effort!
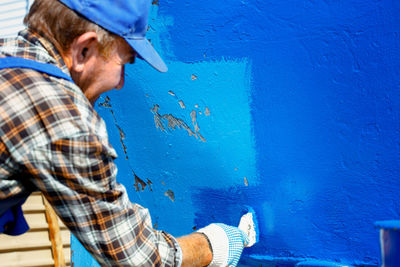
[77,40,136,104]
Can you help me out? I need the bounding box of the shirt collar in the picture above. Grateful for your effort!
[19,29,70,74]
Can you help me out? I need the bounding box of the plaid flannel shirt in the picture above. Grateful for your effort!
[0,29,182,267]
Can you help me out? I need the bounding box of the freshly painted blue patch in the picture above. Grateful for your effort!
[96,58,256,237]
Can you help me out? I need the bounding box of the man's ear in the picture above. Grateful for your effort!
[69,32,99,73]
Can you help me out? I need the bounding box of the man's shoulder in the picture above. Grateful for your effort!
[0,66,86,152]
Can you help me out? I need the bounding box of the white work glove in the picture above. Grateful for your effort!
[197,212,257,267]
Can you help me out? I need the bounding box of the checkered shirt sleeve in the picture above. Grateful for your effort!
[0,30,182,266]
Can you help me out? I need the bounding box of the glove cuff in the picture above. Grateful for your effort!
[197,224,229,267]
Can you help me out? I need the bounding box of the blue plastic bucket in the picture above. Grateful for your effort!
[375,220,400,267]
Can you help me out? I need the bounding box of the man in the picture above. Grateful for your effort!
[0,0,256,266]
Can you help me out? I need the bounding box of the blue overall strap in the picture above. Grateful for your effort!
[0,197,29,236]
[0,57,73,82]
[0,56,72,235]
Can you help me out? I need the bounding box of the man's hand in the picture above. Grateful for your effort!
[197,223,248,266]
[177,211,257,267]
[197,211,258,267]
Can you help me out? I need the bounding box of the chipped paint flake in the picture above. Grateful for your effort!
[191,74,198,80]
[190,110,197,124]
[190,110,206,142]
[244,176,249,186]
[134,174,147,192]
[133,173,153,192]
[147,178,153,191]
[117,125,128,159]
[98,96,112,108]
[164,189,175,202]
[178,100,186,109]
[168,91,176,96]
[205,107,211,116]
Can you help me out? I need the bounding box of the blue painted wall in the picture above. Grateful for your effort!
[72,0,400,266]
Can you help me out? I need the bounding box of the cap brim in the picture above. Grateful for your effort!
[126,38,168,73]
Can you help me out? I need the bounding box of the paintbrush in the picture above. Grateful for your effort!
[238,206,259,247]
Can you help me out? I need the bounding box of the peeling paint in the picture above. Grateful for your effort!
[205,107,210,116]
[146,178,153,191]
[116,125,128,159]
[164,189,175,202]
[98,97,156,196]
[151,104,206,142]
[244,176,249,186]
[151,0,159,6]
[98,98,111,108]
[98,96,128,159]
[133,173,147,192]
[190,110,206,142]
[191,74,198,80]
[168,90,175,96]
[178,100,186,109]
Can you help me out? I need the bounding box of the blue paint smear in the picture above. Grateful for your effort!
[97,59,256,238]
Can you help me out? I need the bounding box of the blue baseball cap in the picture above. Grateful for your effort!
[58,0,168,72]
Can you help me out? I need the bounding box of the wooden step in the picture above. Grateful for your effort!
[0,230,51,252]
[0,248,55,267]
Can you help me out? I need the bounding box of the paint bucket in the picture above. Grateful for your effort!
[295,260,353,267]
[375,220,400,267]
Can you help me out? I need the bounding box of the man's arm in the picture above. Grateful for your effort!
[177,233,213,267]
[178,211,257,267]
[23,134,183,266]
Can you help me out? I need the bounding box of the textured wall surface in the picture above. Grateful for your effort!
[72,0,400,266]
